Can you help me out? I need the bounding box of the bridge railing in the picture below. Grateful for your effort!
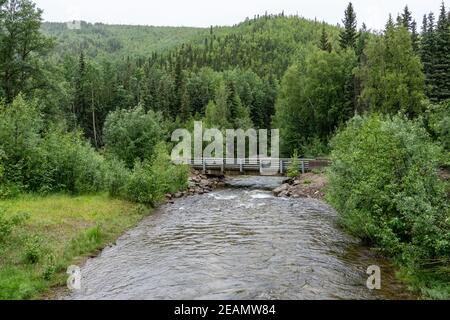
[186,158,330,175]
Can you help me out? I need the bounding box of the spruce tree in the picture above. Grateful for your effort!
[339,2,357,50]
[421,13,437,99]
[411,20,419,53]
[320,23,332,52]
[386,14,395,32]
[433,2,450,101]
[401,5,413,29]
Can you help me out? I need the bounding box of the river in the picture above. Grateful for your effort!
[65,176,415,300]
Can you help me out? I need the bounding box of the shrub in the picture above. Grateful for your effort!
[327,114,449,294]
[126,161,156,205]
[424,101,450,166]
[104,158,131,198]
[0,96,42,193]
[30,129,107,195]
[125,143,189,205]
[103,105,167,168]
[23,236,45,265]
[0,96,107,196]
[287,150,300,178]
[0,209,29,243]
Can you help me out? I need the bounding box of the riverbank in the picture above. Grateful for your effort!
[0,194,147,300]
[273,171,328,200]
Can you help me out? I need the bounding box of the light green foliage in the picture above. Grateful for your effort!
[103,105,167,168]
[327,115,449,297]
[0,96,107,195]
[287,150,300,178]
[205,80,231,128]
[104,158,131,198]
[126,143,189,205]
[358,26,426,117]
[0,208,28,243]
[0,194,144,299]
[41,22,203,60]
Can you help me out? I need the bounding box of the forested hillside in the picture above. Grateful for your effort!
[0,0,449,299]
[41,21,206,59]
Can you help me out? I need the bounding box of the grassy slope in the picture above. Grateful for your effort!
[0,194,148,300]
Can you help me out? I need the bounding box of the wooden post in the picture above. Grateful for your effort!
[240,159,244,173]
[203,159,206,174]
[280,160,283,174]
[301,160,305,174]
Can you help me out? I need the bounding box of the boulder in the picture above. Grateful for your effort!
[273,184,289,196]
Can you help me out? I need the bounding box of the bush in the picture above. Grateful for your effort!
[125,143,189,205]
[126,161,156,205]
[287,150,300,178]
[327,114,449,296]
[0,209,29,243]
[424,101,450,166]
[36,129,107,194]
[23,236,45,265]
[103,105,167,168]
[104,158,131,198]
[0,96,107,196]
[0,96,42,194]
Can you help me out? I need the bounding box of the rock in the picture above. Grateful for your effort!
[273,184,289,196]
[174,192,183,198]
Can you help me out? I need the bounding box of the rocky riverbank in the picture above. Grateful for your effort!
[273,172,328,200]
[166,170,226,200]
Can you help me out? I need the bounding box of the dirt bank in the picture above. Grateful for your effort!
[273,172,328,200]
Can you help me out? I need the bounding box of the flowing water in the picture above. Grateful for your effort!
[66,177,416,300]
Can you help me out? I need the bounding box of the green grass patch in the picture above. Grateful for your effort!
[0,193,148,300]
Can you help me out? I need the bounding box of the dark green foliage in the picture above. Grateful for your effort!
[320,23,332,52]
[327,115,449,298]
[274,49,356,156]
[424,101,450,161]
[103,106,167,168]
[420,4,450,102]
[339,2,357,50]
[0,0,54,102]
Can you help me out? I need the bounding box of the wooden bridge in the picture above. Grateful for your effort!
[187,158,331,176]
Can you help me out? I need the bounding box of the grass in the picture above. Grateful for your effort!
[0,193,149,300]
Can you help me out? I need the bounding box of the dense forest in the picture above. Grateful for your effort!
[0,0,449,299]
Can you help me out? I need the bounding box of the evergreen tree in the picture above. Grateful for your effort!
[339,2,357,50]
[411,20,419,53]
[385,14,395,33]
[356,23,369,61]
[319,23,332,52]
[433,2,450,101]
[401,6,413,29]
[74,52,88,127]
